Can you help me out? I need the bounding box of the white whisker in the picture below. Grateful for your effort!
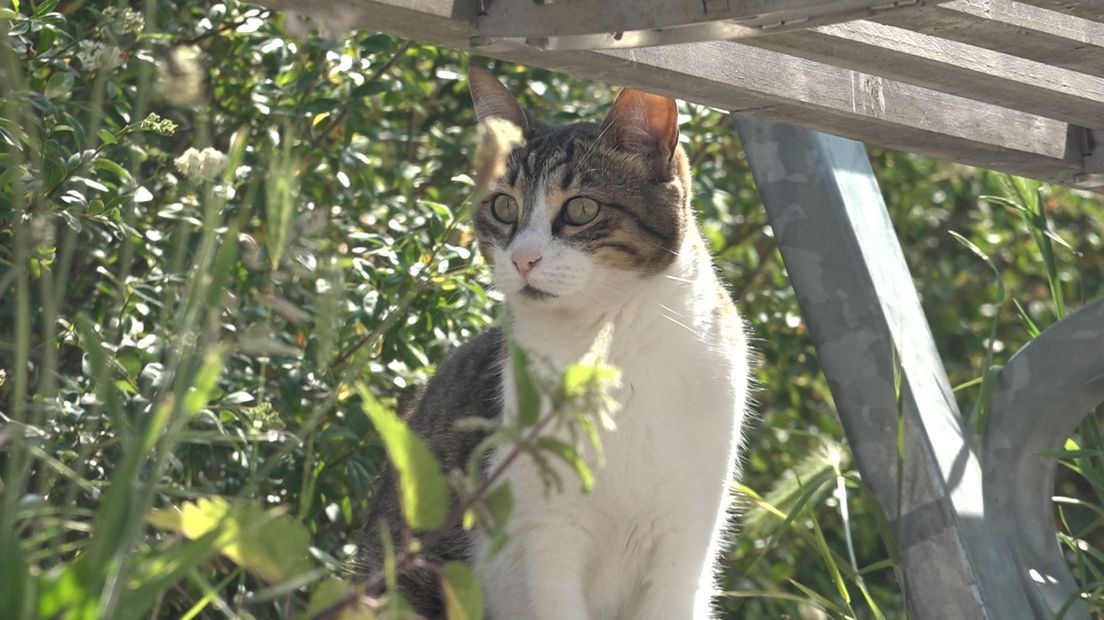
[659,303,686,318]
[659,312,704,340]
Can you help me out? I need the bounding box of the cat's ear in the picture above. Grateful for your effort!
[468,67,529,131]
[601,88,679,163]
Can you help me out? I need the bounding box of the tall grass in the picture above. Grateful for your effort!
[2,2,1102,619]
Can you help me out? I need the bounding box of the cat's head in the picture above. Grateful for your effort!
[468,67,692,314]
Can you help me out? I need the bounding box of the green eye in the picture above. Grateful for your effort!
[564,197,600,226]
[491,194,518,223]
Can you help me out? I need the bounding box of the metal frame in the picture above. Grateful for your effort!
[735,115,1102,619]
[983,296,1104,618]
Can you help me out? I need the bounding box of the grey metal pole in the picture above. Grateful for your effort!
[731,115,1096,619]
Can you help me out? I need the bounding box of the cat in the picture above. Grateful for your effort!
[359,67,751,620]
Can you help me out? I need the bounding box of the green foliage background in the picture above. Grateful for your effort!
[2,1,1102,618]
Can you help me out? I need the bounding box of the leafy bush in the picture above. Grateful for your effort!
[1,1,1102,618]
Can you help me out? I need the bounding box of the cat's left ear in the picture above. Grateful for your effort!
[601,88,679,165]
[468,66,529,131]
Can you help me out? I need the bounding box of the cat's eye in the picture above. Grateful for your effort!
[563,197,600,226]
[491,194,518,224]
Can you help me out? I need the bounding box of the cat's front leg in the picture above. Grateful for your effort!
[520,512,591,620]
[634,506,725,620]
[479,467,592,620]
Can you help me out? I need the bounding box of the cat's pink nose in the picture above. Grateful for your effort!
[511,249,542,279]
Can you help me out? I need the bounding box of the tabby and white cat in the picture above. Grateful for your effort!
[360,68,750,620]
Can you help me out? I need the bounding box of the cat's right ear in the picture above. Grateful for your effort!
[468,67,529,131]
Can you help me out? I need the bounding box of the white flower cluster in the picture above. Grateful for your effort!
[76,41,124,72]
[174,147,228,183]
[103,6,145,35]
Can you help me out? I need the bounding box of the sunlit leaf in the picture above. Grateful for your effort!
[441,562,484,620]
[357,384,448,530]
[146,497,312,583]
[536,437,593,493]
[510,342,541,427]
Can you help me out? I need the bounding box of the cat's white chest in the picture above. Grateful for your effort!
[597,328,744,505]
[477,290,749,620]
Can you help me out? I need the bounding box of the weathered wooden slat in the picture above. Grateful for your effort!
[590,43,1088,184]
[474,0,942,50]
[872,0,1104,79]
[1014,0,1104,23]
[257,0,1103,192]
[748,19,1104,128]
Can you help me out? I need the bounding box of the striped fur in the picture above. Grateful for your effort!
[474,116,691,278]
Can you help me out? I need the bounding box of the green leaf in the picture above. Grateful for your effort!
[44,71,75,100]
[361,33,394,52]
[204,222,240,307]
[33,0,59,18]
[510,342,541,427]
[76,315,127,435]
[855,575,887,620]
[742,467,834,554]
[36,563,99,620]
[483,482,513,530]
[351,80,390,98]
[265,135,298,269]
[1009,175,1041,214]
[97,128,117,145]
[948,231,1005,303]
[301,580,375,620]
[222,390,254,405]
[979,194,1026,215]
[357,384,448,530]
[181,350,224,421]
[0,523,30,620]
[1012,298,1041,338]
[561,362,616,397]
[811,516,850,607]
[788,578,847,616]
[536,437,594,493]
[117,529,226,617]
[441,562,484,620]
[973,364,1004,437]
[146,497,312,583]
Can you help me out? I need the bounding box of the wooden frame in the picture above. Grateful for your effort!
[262,0,1103,192]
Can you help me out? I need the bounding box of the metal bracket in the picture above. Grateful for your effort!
[1073,128,1104,190]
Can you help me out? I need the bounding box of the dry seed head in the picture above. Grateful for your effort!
[473,118,523,194]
